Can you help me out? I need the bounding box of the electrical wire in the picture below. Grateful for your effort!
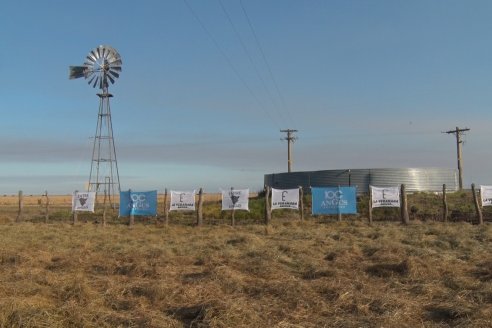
[218,0,288,126]
[182,0,282,129]
[239,0,295,127]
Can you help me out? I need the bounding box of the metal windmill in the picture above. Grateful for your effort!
[69,45,122,206]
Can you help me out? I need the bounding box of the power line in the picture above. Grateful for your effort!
[239,0,295,126]
[218,0,287,126]
[182,0,281,129]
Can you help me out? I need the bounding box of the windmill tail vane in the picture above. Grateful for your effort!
[68,66,88,80]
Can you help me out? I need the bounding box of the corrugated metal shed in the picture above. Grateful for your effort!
[264,168,458,193]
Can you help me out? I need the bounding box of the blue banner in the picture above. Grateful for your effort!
[312,187,357,215]
[119,190,158,217]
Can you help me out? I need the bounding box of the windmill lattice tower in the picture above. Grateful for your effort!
[69,45,122,206]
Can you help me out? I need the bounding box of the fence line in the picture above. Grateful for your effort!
[3,186,491,226]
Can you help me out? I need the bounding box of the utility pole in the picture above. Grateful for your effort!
[444,126,470,190]
[280,129,298,172]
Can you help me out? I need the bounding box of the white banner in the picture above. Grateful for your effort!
[170,190,196,211]
[371,186,400,208]
[480,185,492,206]
[221,188,249,211]
[271,188,299,210]
[72,191,96,212]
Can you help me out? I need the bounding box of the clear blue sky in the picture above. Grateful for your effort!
[1,0,491,194]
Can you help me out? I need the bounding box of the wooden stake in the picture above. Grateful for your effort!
[16,190,23,223]
[231,187,235,227]
[128,189,135,228]
[471,183,483,225]
[442,184,448,222]
[129,213,134,227]
[197,188,203,226]
[401,184,409,225]
[264,185,271,225]
[164,188,169,225]
[44,190,49,224]
[368,188,373,225]
[299,186,304,221]
[102,189,107,227]
[337,185,342,222]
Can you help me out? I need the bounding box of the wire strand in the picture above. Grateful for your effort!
[239,0,295,127]
[182,0,281,129]
[218,0,287,126]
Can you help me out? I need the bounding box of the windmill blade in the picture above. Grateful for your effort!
[69,66,87,79]
[108,58,122,66]
[109,65,122,73]
[84,59,95,67]
[84,68,96,79]
[106,73,115,84]
[92,76,100,88]
[96,47,101,59]
[88,50,98,62]
[87,74,96,86]
[109,50,120,61]
[106,54,117,64]
[109,66,122,72]
[108,70,120,79]
[99,76,106,89]
[106,52,119,61]
[86,54,96,64]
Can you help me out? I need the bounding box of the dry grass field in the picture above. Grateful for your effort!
[0,219,491,327]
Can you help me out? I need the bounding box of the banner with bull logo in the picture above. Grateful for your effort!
[271,188,299,210]
[170,190,196,211]
[221,188,249,211]
[311,187,357,215]
[72,191,96,212]
[119,190,157,216]
[370,186,400,208]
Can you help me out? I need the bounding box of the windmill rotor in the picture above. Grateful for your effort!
[69,45,122,90]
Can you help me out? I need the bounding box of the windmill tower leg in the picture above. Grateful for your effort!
[88,91,120,208]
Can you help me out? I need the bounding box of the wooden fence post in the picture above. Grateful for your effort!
[197,188,203,226]
[44,190,49,224]
[72,190,77,225]
[401,184,409,225]
[231,187,235,227]
[164,188,169,226]
[264,185,271,225]
[102,189,107,227]
[299,186,304,221]
[129,189,134,228]
[471,183,483,225]
[442,184,448,222]
[368,189,373,225]
[16,190,23,223]
[337,185,342,222]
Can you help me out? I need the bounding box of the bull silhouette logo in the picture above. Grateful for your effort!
[79,197,88,206]
[230,193,240,205]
